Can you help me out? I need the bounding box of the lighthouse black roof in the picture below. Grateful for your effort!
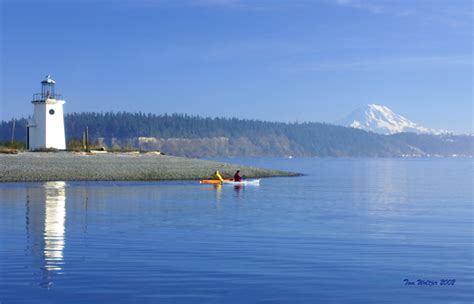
[41,75,56,84]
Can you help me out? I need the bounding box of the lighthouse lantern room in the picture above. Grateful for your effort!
[27,75,66,150]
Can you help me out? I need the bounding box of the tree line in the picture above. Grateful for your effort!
[1,112,472,157]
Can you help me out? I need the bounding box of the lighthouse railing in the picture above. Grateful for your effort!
[32,93,63,102]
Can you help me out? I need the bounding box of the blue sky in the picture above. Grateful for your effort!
[1,0,472,132]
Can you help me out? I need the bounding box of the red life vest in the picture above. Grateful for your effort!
[234,172,242,182]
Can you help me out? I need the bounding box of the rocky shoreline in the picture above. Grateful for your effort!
[0,152,300,182]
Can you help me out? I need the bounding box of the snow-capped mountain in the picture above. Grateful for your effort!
[336,104,444,135]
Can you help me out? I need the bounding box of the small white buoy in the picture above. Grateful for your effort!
[288,155,293,159]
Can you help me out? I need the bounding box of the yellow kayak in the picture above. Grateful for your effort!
[199,179,233,184]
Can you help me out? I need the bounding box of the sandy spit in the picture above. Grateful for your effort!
[0,152,300,182]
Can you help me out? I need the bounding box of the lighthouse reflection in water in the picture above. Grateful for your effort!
[27,181,66,288]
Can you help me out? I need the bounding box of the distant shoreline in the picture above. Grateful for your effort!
[0,152,300,183]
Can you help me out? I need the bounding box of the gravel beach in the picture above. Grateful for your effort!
[0,152,299,182]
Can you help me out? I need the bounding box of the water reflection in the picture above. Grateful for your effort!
[211,183,244,199]
[26,181,66,288]
[350,160,411,239]
[350,160,410,209]
[214,184,222,202]
[233,185,243,196]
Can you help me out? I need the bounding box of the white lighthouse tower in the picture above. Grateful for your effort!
[27,75,66,150]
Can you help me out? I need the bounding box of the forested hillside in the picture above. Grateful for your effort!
[1,112,472,157]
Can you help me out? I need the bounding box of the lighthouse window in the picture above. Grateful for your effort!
[49,109,55,115]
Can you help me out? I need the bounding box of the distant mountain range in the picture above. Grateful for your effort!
[1,112,472,157]
[336,104,446,135]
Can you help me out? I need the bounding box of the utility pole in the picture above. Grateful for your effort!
[11,119,16,145]
[85,126,89,151]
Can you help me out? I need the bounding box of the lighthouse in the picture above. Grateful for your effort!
[27,75,66,150]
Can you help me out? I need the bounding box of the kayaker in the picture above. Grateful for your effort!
[233,170,242,182]
[213,170,224,182]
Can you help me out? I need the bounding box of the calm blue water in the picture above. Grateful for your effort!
[1,158,472,303]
